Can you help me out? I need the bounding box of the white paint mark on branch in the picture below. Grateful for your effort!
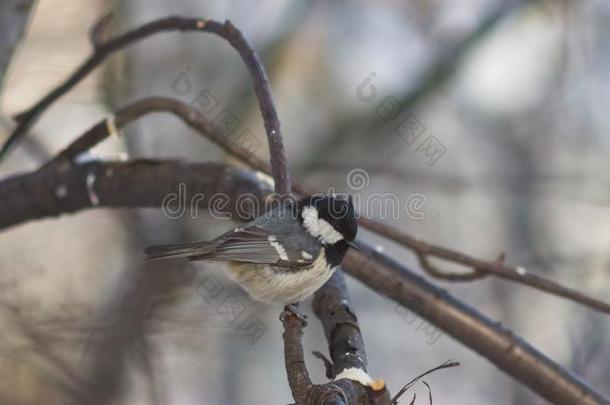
[334,367,373,385]
[86,173,99,206]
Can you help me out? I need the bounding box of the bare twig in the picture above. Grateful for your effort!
[282,311,316,404]
[0,16,291,194]
[359,217,610,315]
[391,360,459,404]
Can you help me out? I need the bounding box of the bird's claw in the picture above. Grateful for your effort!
[280,303,308,326]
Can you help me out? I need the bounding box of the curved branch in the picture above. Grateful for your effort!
[359,217,610,315]
[0,16,290,194]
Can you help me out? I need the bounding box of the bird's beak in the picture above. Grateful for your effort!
[347,240,360,251]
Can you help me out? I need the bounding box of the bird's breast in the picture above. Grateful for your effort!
[227,251,335,304]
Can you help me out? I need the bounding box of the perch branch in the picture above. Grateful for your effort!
[283,310,362,405]
[312,271,391,403]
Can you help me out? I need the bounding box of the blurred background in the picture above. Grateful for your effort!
[1,0,609,404]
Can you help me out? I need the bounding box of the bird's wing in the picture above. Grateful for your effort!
[195,225,318,267]
[144,225,318,267]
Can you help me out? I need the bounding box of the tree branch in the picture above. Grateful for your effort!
[313,270,391,403]
[342,243,610,405]
[0,15,291,194]
[0,160,272,230]
[359,217,610,315]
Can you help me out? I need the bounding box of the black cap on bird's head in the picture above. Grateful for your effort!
[298,194,358,248]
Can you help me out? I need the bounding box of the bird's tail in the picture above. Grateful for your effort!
[143,241,216,260]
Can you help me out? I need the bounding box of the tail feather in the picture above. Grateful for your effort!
[144,241,216,260]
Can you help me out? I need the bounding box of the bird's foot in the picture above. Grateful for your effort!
[280,303,308,326]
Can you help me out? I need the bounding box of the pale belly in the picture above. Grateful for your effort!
[226,251,335,304]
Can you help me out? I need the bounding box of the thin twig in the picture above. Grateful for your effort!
[359,217,610,315]
[391,360,459,404]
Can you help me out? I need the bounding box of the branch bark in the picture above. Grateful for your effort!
[358,217,610,315]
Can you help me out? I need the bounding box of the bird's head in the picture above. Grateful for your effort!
[298,194,358,247]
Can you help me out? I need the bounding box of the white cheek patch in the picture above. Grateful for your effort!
[302,206,344,244]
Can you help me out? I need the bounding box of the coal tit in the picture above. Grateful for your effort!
[144,194,358,305]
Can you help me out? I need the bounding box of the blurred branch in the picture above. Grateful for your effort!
[72,262,175,405]
[359,217,610,315]
[0,114,49,162]
[0,160,271,230]
[0,15,291,195]
[48,96,269,172]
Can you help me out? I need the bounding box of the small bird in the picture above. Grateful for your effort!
[144,194,358,309]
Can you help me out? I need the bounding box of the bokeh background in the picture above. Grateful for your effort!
[1,0,609,404]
